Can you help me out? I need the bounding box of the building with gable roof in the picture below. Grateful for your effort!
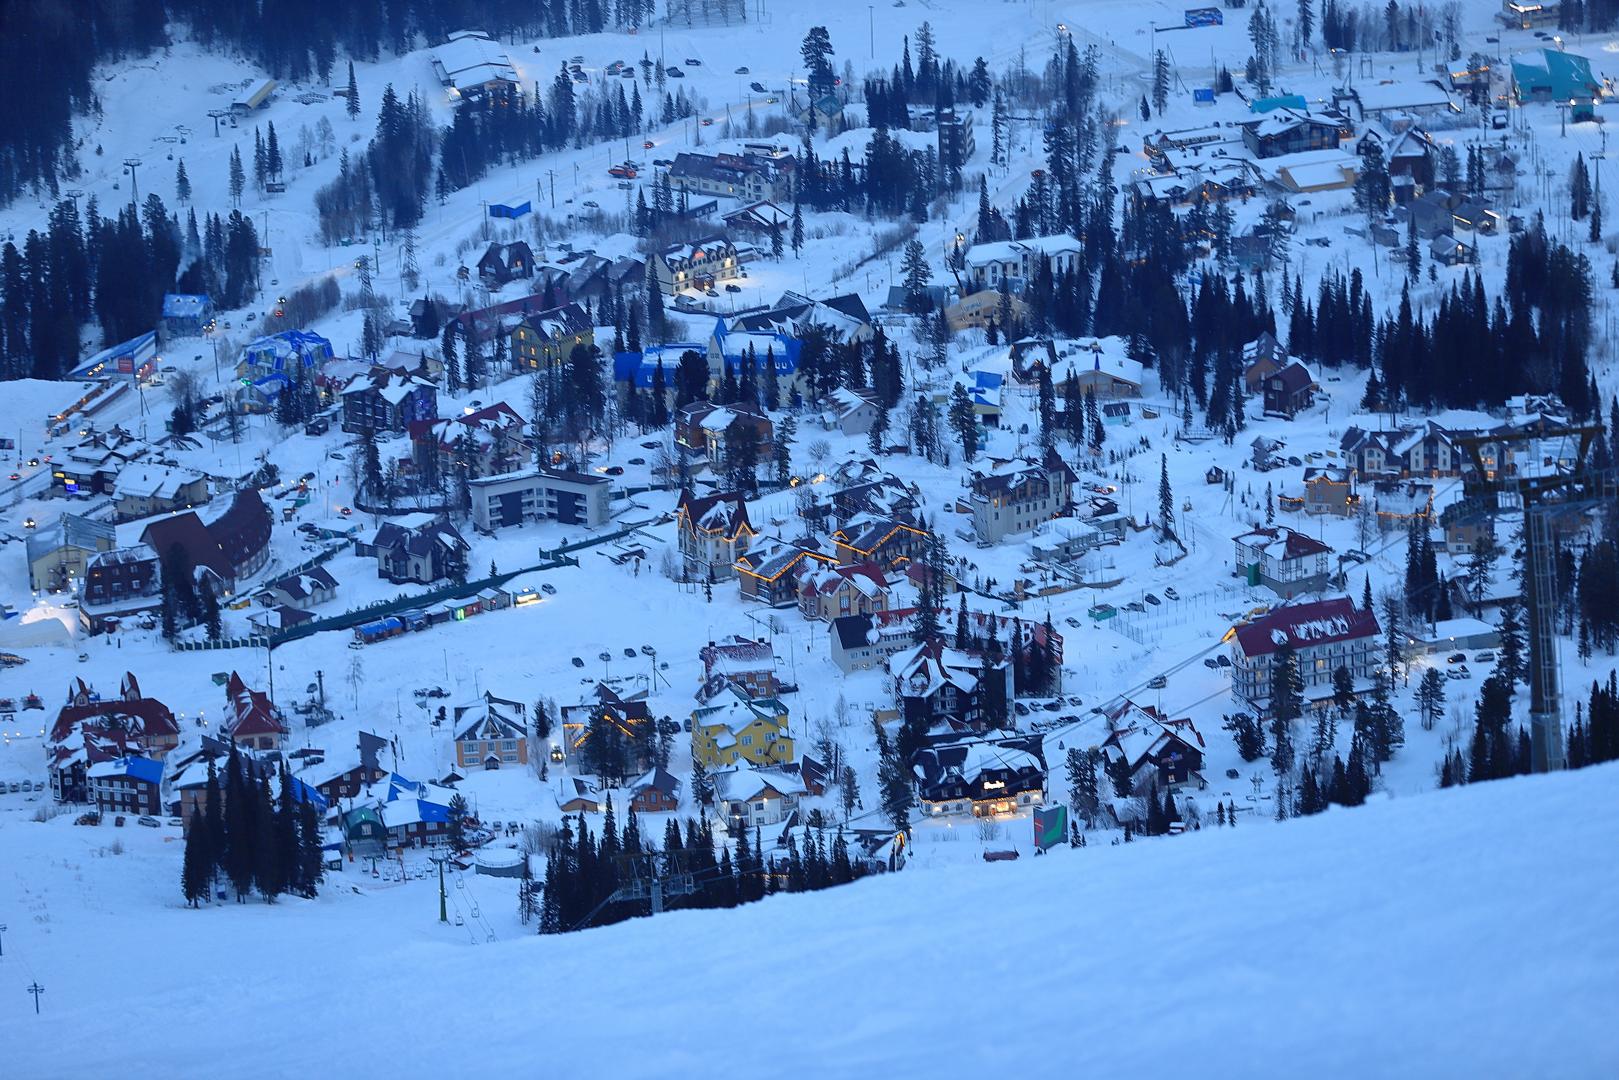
[430,29,521,106]
[652,235,739,295]
[889,639,1012,733]
[969,450,1078,544]
[111,464,210,522]
[734,536,835,607]
[699,635,778,700]
[1263,361,1317,419]
[911,734,1046,818]
[340,365,439,436]
[362,515,470,584]
[137,488,273,596]
[1231,597,1381,711]
[963,234,1082,290]
[260,566,340,610]
[629,766,682,813]
[47,673,180,802]
[510,302,594,373]
[238,329,334,381]
[1099,701,1207,792]
[408,401,528,482]
[799,561,893,622]
[224,671,289,751]
[1233,526,1334,598]
[160,293,213,338]
[712,764,806,829]
[79,544,162,633]
[27,512,116,592]
[453,692,529,770]
[676,490,754,581]
[675,401,774,465]
[830,516,928,569]
[477,240,534,288]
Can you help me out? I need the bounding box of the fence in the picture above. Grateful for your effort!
[175,635,268,651]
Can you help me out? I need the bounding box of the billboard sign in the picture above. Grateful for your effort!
[1185,7,1223,27]
[1033,804,1068,851]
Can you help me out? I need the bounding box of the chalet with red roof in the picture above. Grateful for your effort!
[1232,525,1334,598]
[699,635,778,700]
[47,673,180,803]
[408,401,528,482]
[224,671,289,750]
[1232,597,1380,712]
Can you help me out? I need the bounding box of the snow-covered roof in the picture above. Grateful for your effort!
[113,464,204,502]
[964,233,1081,268]
[712,765,806,802]
[432,30,518,91]
[1234,597,1380,658]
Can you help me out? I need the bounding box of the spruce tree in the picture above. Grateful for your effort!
[181,817,212,907]
[253,777,281,901]
[346,61,361,120]
[298,797,324,898]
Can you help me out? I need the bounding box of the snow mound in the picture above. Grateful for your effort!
[9,766,1618,1076]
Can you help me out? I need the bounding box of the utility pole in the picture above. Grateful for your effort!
[27,982,43,1015]
[869,5,874,58]
[0,922,6,956]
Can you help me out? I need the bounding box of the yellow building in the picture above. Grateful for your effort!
[510,302,595,373]
[691,688,794,769]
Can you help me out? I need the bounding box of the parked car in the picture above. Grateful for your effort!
[749,81,767,93]
[571,656,585,668]
[598,651,612,662]
[643,139,655,149]
[684,57,702,66]
[137,815,161,827]
[1064,617,1081,628]
[541,583,557,595]
[628,457,645,465]
[1216,654,1232,668]
[1124,600,1145,613]
[604,465,624,475]
[666,66,684,77]
[734,65,750,74]
[1449,666,1473,681]
[725,283,741,293]
[1204,657,1220,669]
[653,158,673,167]
[624,647,637,658]
[1014,702,1031,717]
[1163,586,1179,600]
[1147,674,1168,690]
[1473,650,1496,662]
[1144,593,1161,606]
[1446,652,1467,664]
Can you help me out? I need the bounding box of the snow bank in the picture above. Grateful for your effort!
[7,766,1617,1076]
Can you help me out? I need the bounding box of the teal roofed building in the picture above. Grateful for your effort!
[1511,48,1605,121]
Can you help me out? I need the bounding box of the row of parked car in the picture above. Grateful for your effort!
[2,779,42,794]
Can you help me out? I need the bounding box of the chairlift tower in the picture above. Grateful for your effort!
[1452,420,1610,772]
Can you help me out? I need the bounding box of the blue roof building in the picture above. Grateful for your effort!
[1512,48,1605,120]
[238,329,334,380]
[160,294,213,338]
[70,330,159,381]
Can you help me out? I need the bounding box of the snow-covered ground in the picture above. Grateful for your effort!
[4,764,1616,1075]
[4,0,1619,1065]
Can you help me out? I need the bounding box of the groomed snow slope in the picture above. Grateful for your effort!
[9,767,1619,1076]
